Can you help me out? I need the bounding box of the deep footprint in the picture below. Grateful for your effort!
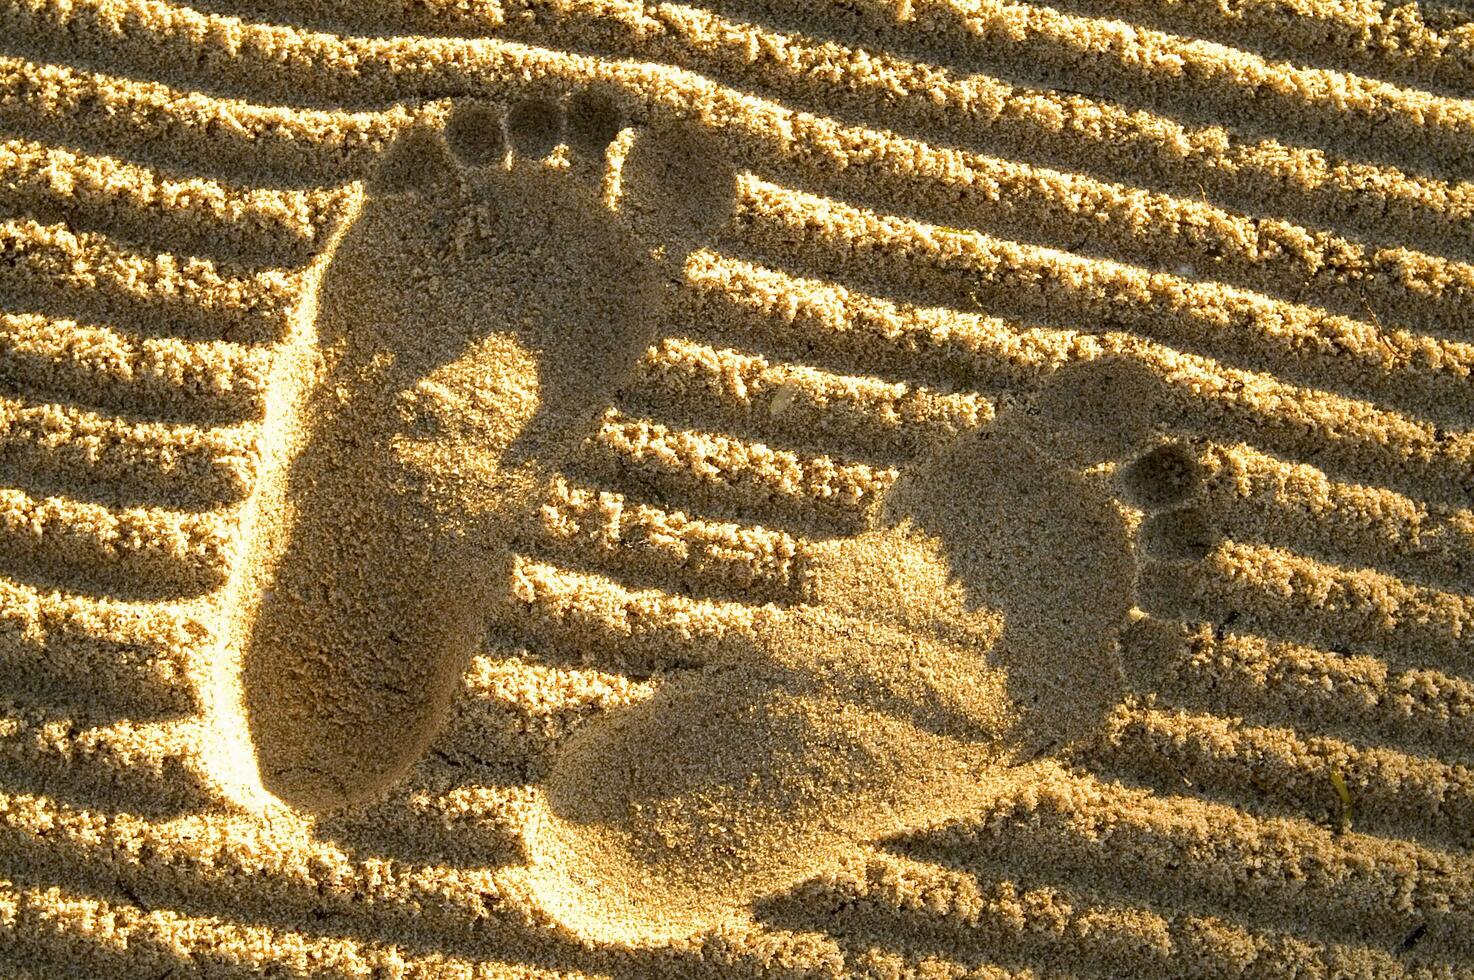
[236,93,736,810]
[524,356,1213,942]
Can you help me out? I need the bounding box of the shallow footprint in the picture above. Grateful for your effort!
[521,355,1212,943]
[232,94,736,811]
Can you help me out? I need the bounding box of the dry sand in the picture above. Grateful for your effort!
[1,0,1473,975]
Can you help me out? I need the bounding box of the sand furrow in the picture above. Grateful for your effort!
[0,790,842,978]
[894,772,1474,954]
[0,218,298,345]
[648,0,1472,249]
[31,0,1474,268]
[192,0,1474,103]
[775,851,1432,979]
[1124,620,1474,770]
[1095,702,1474,849]
[750,129,1474,340]
[683,251,1087,391]
[0,871,738,979]
[914,0,1474,176]
[459,654,658,716]
[697,246,1474,513]
[604,0,1474,258]
[0,791,491,911]
[634,335,988,462]
[1135,354,1474,510]
[742,0,1474,252]
[370,0,1474,285]
[0,878,529,980]
[0,846,831,978]
[8,40,1462,389]
[0,312,270,424]
[0,0,481,109]
[0,575,196,722]
[737,177,1474,424]
[0,713,217,818]
[0,0,377,108]
[572,0,1474,263]
[504,554,758,675]
[1197,442,1474,596]
[1038,0,1474,97]
[1140,540,1474,677]
[0,486,231,599]
[0,137,334,267]
[0,394,257,509]
[442,657,660,782]
[778,855,1186,978]
[690,258,1474,512]
[588,409,896,532]
[0,56,398,185]
[0,796,551,970]
[18,0,1474,304]
[537,475,809,602]
[503,0,1474,273]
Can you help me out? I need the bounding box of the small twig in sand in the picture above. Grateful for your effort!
[1329,767,1353,835]
[1399,923,1428,954]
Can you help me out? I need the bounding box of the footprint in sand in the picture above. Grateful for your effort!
[236,92,736,810]
[524,356,1212,942]
[232,93,1208,945]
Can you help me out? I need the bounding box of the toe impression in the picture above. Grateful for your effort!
[1120,440,1204,510]
[368,124,457,196]
[506,97,562,160]
[1141,504,1218,561]
[445,101,507,167]
[1023,356,1179,468]
[567,88,623,158]
[619,119,736,245]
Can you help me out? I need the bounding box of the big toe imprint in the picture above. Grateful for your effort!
[523,356,1209,943]
[233,93,736,811]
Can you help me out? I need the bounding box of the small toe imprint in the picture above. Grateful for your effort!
[1140,504,1217,561]
[1120,441,1204,509]
[567,88,623,157]
[507,97,562,160]
[446,102,506,166]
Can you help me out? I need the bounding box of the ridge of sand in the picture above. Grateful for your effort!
[1,0,1472,975]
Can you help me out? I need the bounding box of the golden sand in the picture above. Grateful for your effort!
[1,0,1473,975]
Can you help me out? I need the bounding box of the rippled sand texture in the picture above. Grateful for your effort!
[2,0,1474,976]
